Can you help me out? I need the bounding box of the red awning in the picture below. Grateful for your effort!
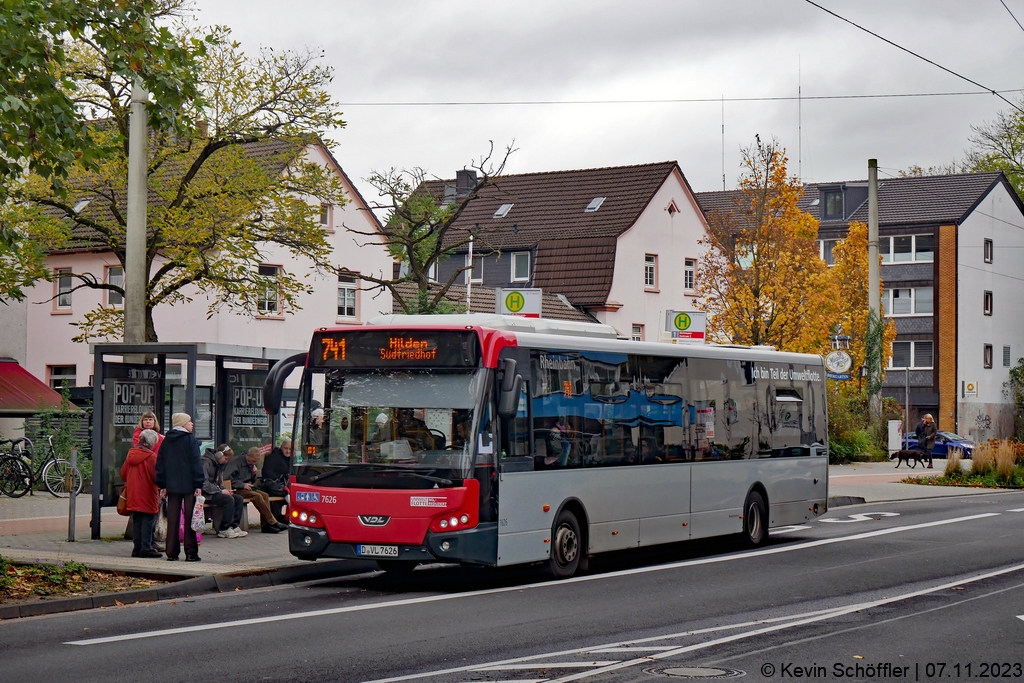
[0,359,69,417]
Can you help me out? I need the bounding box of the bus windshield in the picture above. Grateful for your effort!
[294,368,488,485]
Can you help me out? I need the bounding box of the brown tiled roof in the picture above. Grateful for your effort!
[390,282,595,323]
[428,161,679,251]
[532,237,618,306]
[694,171,1015,231]
[52,137,309,252]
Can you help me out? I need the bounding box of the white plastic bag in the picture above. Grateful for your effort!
[191,494,206,532]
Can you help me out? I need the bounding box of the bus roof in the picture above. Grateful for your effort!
[363,314,822,367]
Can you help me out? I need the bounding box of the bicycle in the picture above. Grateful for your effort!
[0,436,83,497]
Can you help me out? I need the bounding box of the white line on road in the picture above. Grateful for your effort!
[767,525,811,534]
[475,663,618,670]
[66,512,1001,647]
[1007,508,1024,513]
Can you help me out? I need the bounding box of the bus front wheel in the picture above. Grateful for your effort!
[742,491,767,547]
[547,510,581,579]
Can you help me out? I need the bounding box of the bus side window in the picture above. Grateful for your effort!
[501,382,531,462]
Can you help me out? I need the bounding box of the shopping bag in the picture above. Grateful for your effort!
[116,483,130,516]
[154,500,167,541]
[191,494,206,532]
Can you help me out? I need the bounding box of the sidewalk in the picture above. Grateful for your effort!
[0,496,300,577]
[1,461,1015,578]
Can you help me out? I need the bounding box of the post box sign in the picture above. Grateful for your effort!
[665,310,707,343]
[226,369,270,455]
[496,288,542,318]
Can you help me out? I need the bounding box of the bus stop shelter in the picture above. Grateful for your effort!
[89,342,302,539]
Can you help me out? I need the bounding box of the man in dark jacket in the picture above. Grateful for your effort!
[155,413,205,561]
[201,447,246,539]
[224,447,288,533]
[915,413,938,469]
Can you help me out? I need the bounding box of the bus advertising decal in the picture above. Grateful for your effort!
[410,496,448,508]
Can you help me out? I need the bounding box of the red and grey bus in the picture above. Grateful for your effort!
[263,314,828,578]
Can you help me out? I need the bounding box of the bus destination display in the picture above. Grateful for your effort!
[312,330,479,368]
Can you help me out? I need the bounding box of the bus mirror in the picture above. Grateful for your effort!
[263,353,307,416]
[497,358,522,420]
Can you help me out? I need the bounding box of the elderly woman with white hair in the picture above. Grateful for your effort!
[120,429,162,558]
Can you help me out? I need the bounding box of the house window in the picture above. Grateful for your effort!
[820,239,837,266]
[984,291,993,316]
[666,200,679,216]
[106,266,123,307]
[493,203,514,219]
[1004,345,1012,368]
[879,235,935,263]
[319,203,331,228]
[890,341,933,369]
[337,275,357,318]
[48,365,76,389]
[984,344,994,369]
[427,262,438,283]
[684,259,696,290]
[257,265,280,315]
[884,287,932,316]
[465,254,483,283]
[511,252,530,282]
[584,197,606,213]
[56,268,73,308]
[984,238,993,263]
[823,190,843,219]
[631,325,644,342]
[644,254,657,289]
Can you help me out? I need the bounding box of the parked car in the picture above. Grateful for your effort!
[903,431,974,459]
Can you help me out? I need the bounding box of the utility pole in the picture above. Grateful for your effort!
[124,76,148,345]
[868,159,882,421]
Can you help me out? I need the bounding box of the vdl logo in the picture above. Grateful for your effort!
[505,291,526,313]
[674,312,692,331]
[295,491,320,503]
[358,515,391,526]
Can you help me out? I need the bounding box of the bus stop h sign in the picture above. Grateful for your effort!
[497,288,542,318]
[665,310,706,343]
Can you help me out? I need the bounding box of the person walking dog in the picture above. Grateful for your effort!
[156,413,204,562]
[915,413,938,469]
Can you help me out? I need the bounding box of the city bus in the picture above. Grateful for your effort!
[264,314,828,578]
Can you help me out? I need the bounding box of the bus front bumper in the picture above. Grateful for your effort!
[289,523,498,565]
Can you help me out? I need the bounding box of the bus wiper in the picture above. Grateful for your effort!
[310,466,350,484]
[375,469,453,486]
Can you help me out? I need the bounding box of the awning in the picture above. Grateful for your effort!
[0,358,71,417]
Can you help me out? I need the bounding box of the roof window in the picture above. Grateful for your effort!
[585,197,606,213]
[493,203,514,219]
[72,199,91,214]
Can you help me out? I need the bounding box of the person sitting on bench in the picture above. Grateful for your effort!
[201,446,247,539]
[224,447,289,534]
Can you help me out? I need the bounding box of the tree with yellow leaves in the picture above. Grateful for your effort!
[697,136,834,354]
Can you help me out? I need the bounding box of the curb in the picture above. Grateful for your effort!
[0,559,378,621]
[828,495,867,507]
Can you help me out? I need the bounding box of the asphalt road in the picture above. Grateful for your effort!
[3,491,1024,683]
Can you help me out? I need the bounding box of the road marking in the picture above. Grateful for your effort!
[1007,508,1024,513]
[476,663,618,670]
[820,512,900,523]
[770,525,812,534]
[587,647,678,653]
[66,512,1000,647]
[361,560,1024,683]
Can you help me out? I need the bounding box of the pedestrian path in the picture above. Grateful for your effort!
[828,458,1004,504]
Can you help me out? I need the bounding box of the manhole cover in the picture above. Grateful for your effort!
[644,666,745,679]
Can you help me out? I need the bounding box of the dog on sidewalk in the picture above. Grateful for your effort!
[891,449,926,468]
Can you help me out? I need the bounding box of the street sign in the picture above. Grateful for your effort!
[496,288,542,318]
[824,350,853,380]
[664,310,706,343]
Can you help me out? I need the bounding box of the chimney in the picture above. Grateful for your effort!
[455,169,478,198]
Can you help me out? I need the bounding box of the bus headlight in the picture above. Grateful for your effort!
[460,514,469,525]
[449,516,458,527]
[439,519,448,528]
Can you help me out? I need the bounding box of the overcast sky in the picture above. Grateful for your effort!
[192,0,1024,195]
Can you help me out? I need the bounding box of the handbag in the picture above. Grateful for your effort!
[116,483,130,516]
[154,499,167,541]
[191,494,206,532]
[261,476,286,497]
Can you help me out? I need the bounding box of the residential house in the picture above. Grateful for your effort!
[22,139,393,392]
[424,162,709,340]
[698,172,1024,439]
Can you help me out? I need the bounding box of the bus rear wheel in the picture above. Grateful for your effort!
[547,510,581,579]
[742,491,767,547]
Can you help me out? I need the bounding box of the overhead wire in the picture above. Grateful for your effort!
[1000,0,1024,34]
[802,0,1024,116]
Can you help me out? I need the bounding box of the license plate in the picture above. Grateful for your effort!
[357,544,399,557]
